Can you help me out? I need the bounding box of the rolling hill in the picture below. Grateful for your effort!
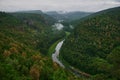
[0,12,80,80]
[60,7,120,80]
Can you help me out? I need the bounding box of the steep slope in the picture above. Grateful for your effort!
[0,12,80,80]
[61,7,120,80]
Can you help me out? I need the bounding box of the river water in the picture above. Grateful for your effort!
[52,40,65,68]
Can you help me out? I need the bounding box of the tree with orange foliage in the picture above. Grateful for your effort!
[3,50,11,57]
[30,65,40,80]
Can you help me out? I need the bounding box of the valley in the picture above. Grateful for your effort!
[0,6,120,80]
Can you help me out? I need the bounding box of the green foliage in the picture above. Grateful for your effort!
[61,7,120,79]
[0,12,78,80]
[53,69,68,80]
[107,47,120,80]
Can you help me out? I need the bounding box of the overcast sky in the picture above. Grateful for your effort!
[0,0,120,12]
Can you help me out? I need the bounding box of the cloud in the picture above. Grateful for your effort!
[115,0,120,2]
[0,0,120,12]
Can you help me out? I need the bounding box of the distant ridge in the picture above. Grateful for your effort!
[45,11,92,21]
[13,10,43,14]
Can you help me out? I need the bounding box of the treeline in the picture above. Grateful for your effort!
[61,7,120,80]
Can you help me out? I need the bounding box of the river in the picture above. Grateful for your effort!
[52,40,65,68]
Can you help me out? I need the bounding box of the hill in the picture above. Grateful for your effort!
[12,10,57,25]
[0,12,81,80]
[45,11,92,22]
[60,7,120,80]
[0,12,65,54]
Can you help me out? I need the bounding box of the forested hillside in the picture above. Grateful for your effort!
[61,7,120,80]
[11,12,65,54]
[12,10,56,25]
[0,12,81,80]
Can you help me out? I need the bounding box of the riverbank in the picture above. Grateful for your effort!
[48,39,63,57]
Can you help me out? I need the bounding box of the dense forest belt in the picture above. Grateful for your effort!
[61,56,91,78]
[60,7,120,80]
